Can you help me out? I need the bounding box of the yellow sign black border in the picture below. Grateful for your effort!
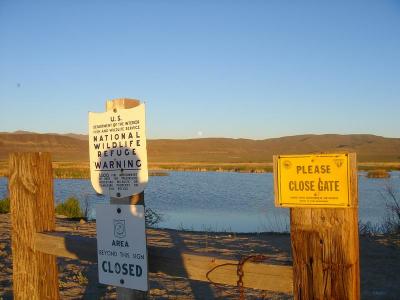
[274,153,353,208]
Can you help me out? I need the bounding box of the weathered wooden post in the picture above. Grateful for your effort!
[273,153,359,299]
[9,152,59,300]
[107,99,147,300]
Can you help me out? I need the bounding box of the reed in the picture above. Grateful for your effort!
[366,169,390,178]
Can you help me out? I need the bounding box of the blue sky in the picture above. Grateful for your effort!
[0,0,399,139]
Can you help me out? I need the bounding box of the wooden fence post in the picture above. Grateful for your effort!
[106,98,147,300]
[289,153,359,299]
[9,152,59,300]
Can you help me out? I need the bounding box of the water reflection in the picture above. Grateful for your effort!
[0,171,399,233]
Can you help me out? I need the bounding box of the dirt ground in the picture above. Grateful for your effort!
[0,213,399,299]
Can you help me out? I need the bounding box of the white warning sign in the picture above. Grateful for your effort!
[88,104,148,197]
[96,204,148,291]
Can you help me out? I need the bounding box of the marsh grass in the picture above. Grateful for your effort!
[358,221,383,236]
[54,167,90,179]
[360,184,400,236]
[1,160,400,178]
[359,163,400,171]
[151,163,273,173]
[53,162,170,178]
[367,169,390,178]
[382,185,400,234]
[0,161,171,179]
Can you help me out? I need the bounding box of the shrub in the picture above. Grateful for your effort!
[0,198,10,214]
[145,207,163,227]
[359,221,381,236]
[367,169,390,178]
[55,197,83,218]
[383,185,400,234]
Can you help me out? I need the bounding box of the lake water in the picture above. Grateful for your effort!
[1,171,399,232]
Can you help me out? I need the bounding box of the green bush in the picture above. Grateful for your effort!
[55,197,83,218]
[0,198,10,214]
[367,169,390,178]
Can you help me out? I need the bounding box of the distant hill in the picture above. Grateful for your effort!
[0,132,88,161]
[61,133,89,141]
[0,131,399,162]
[148,135,400,163]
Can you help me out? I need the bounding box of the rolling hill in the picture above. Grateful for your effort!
[0,131,399,163]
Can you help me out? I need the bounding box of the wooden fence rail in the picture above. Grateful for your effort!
[10,152,293,299]
[35,231,293,293]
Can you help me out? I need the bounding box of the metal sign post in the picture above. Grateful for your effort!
[89,98,149,300]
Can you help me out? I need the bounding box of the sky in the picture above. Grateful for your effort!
[0,0,399,139]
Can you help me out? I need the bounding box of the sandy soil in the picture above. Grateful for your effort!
[0,213,399,299]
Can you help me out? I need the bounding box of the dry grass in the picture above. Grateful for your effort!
[366,169,391,178]
[0,161,172,179]
[359,162,400,171]
[149,162,273,173]
[0,161,6,177]
[1,161,400,179]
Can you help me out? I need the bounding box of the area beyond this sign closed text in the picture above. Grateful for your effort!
[274,154,352,208]
[96,204,148,291]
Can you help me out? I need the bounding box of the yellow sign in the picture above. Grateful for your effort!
[274,153,351,208]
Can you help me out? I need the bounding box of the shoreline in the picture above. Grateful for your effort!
[56,215,292,235]
[1,160,400,179]
[1,168,400,180]
[1,213,399,299]
[2,165,400,179]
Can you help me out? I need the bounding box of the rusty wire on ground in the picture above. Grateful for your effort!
[206,254,268,300]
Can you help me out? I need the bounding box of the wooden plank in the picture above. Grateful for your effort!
[35,231,97,261]
[34,231,293,293]
[9,153,59,300]
[150,249,293,293]
[288,153,360,300]
[106,98,147,300]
